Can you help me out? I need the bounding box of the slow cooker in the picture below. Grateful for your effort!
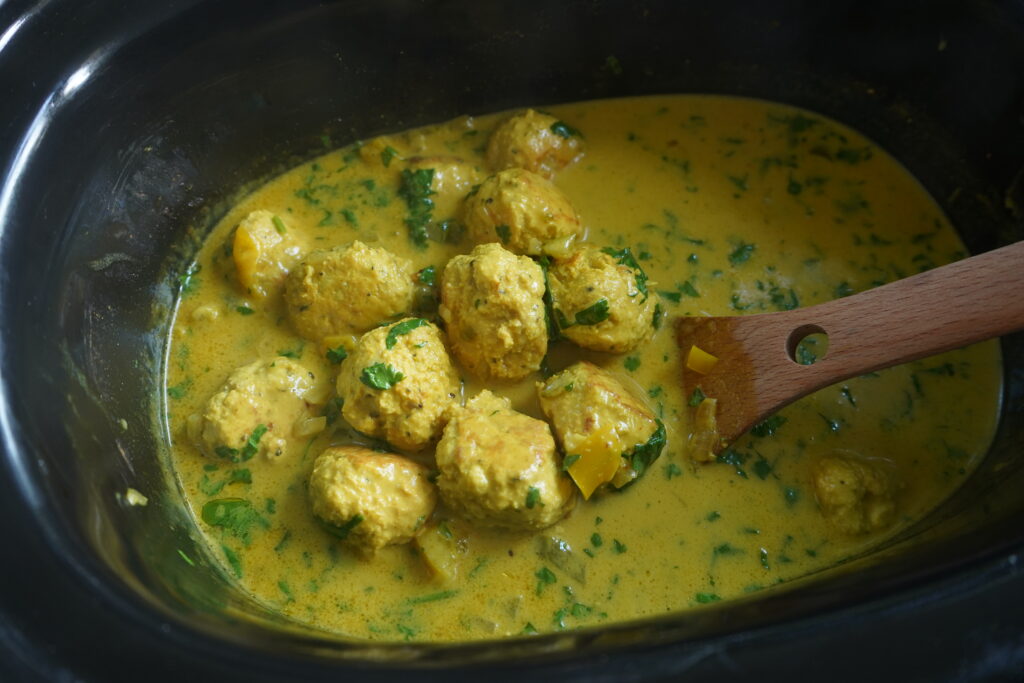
[1,0,1023,680]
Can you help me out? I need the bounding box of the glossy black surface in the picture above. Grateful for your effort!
[1,0,1023,680]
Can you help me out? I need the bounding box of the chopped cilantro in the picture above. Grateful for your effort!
[689,387,706,406]
[562,454,581,470]
[381,146,398,167]
[624,356,641,371]
[601,246,649,301]
[695,592,721,604]
[612,539,627,554]
[272,215,287,234]
[664,462,683,479]
[398,168,435,249]
[222,544,243,577]
[201,498,269,545]
[385,318,429,349]
[574,298,610,325]
[728,242,756,265]
[326,345,348,365]
[417,265,436,286]
[658,290,682,303]
[360,363,404,390]
[495,224,511,244]
[679,281,700,298]
[240,424,268,461]
[236,305,255,315]
[319,514,364,540]
[624,420,665,480]
[550,121,581,138]
[590,533,603,548]
[751,415,787,437]
[535,567,557,595]
[525,486,542,509]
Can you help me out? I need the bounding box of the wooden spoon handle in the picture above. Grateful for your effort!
[677,241,1024,445]
[789,240,1024,382]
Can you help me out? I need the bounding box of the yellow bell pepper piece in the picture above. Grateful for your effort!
[232,225,262,291]
[686,344,719,375]
[564,423,623,500]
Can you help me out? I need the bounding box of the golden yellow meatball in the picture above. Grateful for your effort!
[435,391,575,530]
[811,453,899,534]
[189,358,323,464]
[284,241,414,342]
[462,168,582,256]
[231,210,307,299]
[548,245,658,353]
[485,109,585,178]
[337,318,460,451]
[537,362,665,498]
[309,446,436,554]
[439,243,547,380]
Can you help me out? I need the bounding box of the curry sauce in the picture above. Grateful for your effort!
[164,95,1002,641]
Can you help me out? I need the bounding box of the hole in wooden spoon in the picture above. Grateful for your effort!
[787,325,829,365]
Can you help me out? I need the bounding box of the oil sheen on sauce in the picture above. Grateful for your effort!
[165,95,1002,642]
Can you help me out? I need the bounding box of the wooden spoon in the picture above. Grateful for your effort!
[675,240,1024,455]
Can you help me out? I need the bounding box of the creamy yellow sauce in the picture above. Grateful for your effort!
[164,95,1002,641]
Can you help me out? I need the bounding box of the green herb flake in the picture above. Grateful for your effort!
[753,457,773,480]
[407,589,459,605]
[695,592,721,604]
[689,387,706,406]
[240,424,268,462]
[167,383,188,400]
[728,242,756,266]
[574,298,610,326]
[751,415,787,437]
[360,363,405,390]
[664,462,683,479]
[525,486,542,509]
[601,246,650,301]
[624,356,641,372]
[326,345,348,365]
[320,514,364,540]
[271,215,287,235]
[417,265,436,286]
[550,121,581,138]
[612,539,627,554]
[386,318,429,349]
[590,533,603,548]
[718,449,748,478]
[535,566,557,595]
[495,224,511,244]
[562,454,581,470]
[658,290,682,303]
[236,305,255,316]
[398,168,435,249]
[201,498,269,545]
[222,544,243,578]
[381,146,398,167]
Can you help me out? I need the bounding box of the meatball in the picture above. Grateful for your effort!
[485,109,585,179]
[547,245,657,353]
[435,391,575,530]
[309,446,436,553]
[191,358,321,463]
[407,155,483,222]
[462,168,583,256]
[284,241,414,342]
[231,210,307,299]
[439,242,547,380]
[537,362,665,498]
[337,318,459,451]
[811,453,898,535]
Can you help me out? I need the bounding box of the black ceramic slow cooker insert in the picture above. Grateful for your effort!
[1,1,1023,680]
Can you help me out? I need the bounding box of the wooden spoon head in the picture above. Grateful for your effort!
[676,313,824,454]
